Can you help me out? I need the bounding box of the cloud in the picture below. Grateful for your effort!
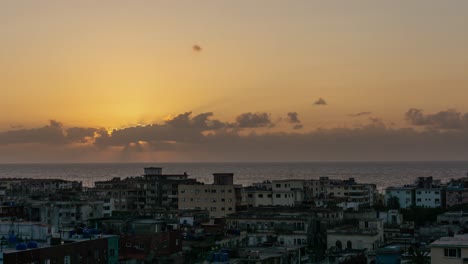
[405,108,468,130]
[235,112,274,128]
[0,120,66,145]
[0,121,101,146]
[192,45,202,52]
[349,111,372,117]
[314,97,327,106]
[94,112,228,149]
[66,127,98,143]
[5,109,468,162]
[286,112,303,130]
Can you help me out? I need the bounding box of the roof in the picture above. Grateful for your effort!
[431,235,468,248]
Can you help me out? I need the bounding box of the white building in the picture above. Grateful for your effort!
[178,173,241,218]
[327,218,384,251]
[431,234,468,264]
[415,188,444,208]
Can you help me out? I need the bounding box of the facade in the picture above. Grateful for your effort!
[243,179,304,208]
[0,235,119,264]
[437,211,468,226]
[226,207,343,251]
[178,173,242,218]
[327,219,384,251]
[324,178,377,210]
[93,167,200,212]
[119,231,183,263]
[385,187,415,209]
[415,188,445,208]
[28,201,104,230]
[385,177,446,209]
[446,179,468,207]
[431,234,468,264]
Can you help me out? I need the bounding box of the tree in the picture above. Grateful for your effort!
[387,196,400,210]
[407,247,430,264]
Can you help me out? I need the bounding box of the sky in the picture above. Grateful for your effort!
[1,1,468,163]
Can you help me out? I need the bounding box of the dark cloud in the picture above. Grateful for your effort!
[0,121,101,146]
[94,112,227,148]
[405,108,467,130]
[235,112,274,128]
[287,112,300,123]
[0,120,66,145]
[192,45,202,52]
[5,109,468,162]
[66,127,98,143]
[286,112,303,130]
[349,111,372,117]
[314,97,327,106]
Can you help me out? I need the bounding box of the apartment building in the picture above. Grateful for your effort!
[178,173,242,218]
[93,167,200,213]
[324,178,377,210]
[226,207,343,250]
[385,187,415,209]
[431,234,468,264]
[385,177,447,209]
[327,218,384,251]
[243,179,305,207]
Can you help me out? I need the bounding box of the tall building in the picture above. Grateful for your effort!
[178,173,242,218]
[93,167,200,213]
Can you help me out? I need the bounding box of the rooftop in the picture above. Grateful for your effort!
[431,234,468,248]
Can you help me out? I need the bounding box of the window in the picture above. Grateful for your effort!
[276,194,281,198]
[444,248,461,258]
[258,194,263,198]
[276,184,281,188]
[248,194,253,198]
[64,256,71,264]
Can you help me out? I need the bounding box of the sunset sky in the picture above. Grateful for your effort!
[2,1,468,162]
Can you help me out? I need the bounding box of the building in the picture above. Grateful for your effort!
[226,207,343,252]
[93,167,200,212]
[119,230,183,263]
[385,187,415,209]
[386,177,446,209]
[327,218,384,251]
[446,178,468,208]
[243,179,305,208]
[0,234,119,264]
[28,201,104,230]
[430,234,468,264]
[324,178,377,210]
[178,173,242,218]
[437,211,468,226]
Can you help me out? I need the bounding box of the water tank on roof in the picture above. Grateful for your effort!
[83,229,92,238]
[27,241,38,248]
[8,234,17,243]
[16,243,28,250]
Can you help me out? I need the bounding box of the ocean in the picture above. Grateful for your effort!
[0,162,467,191]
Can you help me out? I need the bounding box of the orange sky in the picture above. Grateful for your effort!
[1,1,468,162]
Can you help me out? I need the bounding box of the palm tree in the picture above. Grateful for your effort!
[407,247,430,264]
